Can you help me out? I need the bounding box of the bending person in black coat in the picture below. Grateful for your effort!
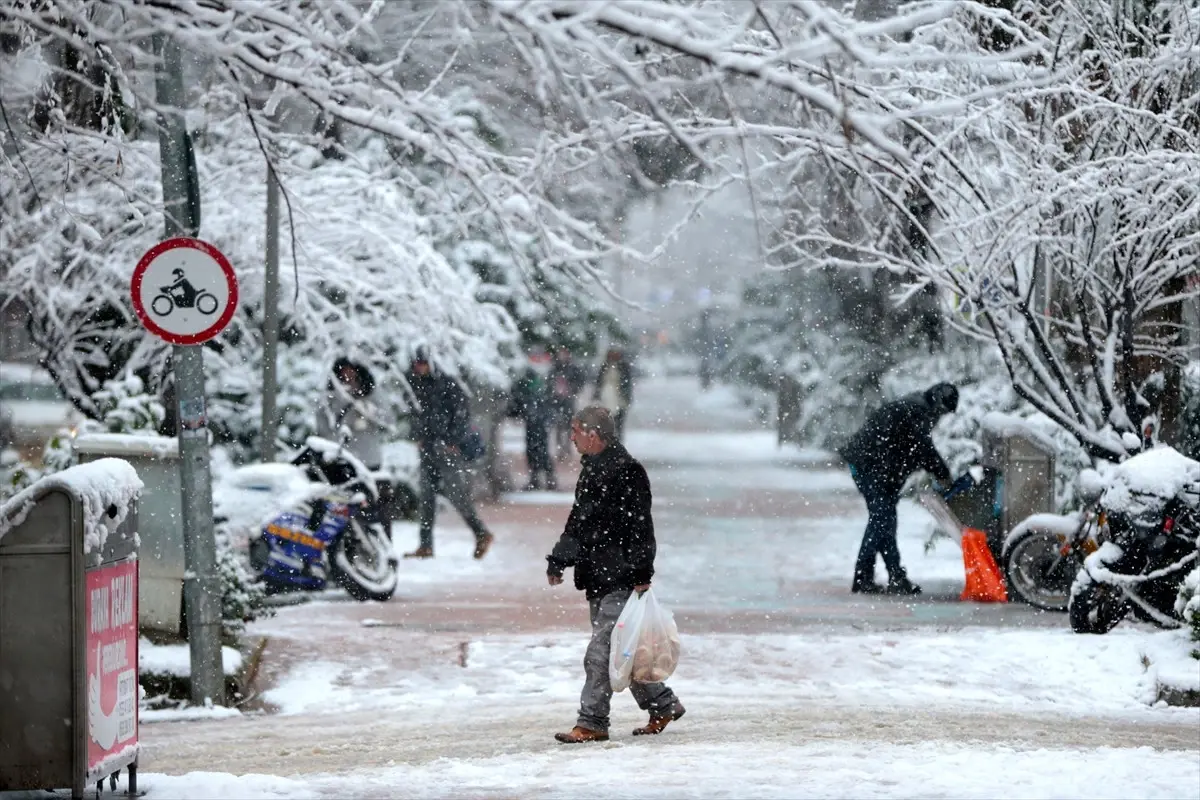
[839,382,959,596]
[547,406,684,744]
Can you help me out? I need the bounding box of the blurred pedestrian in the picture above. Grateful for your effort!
[592,348,633,442]
[547,405,685,743]
[316,356,387,474]
[404,351,495,560]
[838,382,959,595]
[514,349,556,490]
[548,346,586,462]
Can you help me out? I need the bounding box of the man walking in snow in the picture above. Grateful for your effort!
[546,405,685,743]
[404,350,495,561]
[839,382,959,596]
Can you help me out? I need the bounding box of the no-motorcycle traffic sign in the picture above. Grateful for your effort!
[131,237,238,345]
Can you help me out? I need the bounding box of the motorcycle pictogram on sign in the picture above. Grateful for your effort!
[152,268,219,317]
[131,237,238,345]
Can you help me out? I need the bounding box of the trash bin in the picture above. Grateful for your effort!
[980,421,1056,557]
[0,458,142,799]
[73,433,184,638]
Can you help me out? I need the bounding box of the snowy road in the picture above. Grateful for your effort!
[134,376,1199,799]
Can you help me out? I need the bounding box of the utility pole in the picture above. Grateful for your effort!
[261,162,280,463]
[153,32,225,707]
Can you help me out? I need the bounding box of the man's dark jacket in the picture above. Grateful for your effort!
[407,369,469,450]
[839,383,955,498]
[546,441,655,599]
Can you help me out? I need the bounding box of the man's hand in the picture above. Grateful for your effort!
[547,573,563,586]
[634,583,650,596]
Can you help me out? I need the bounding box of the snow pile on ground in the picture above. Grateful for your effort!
[140,638,245,678]
[140,704,242,723]
[1141,629,1200,694]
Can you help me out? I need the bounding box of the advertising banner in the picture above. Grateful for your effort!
[85,558,139,775]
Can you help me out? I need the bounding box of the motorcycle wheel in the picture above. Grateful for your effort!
[151,294,174,316]
[330,518,398,602]
[196,291,219,315]
[1068,579,1129,634]
[1004,528,1081,612]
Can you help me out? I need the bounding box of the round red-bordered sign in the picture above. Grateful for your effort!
[131,237,239,345]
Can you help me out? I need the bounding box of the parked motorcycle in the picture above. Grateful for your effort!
[1068,447,1199,634]
[219,436,399,602]
[1002,469,1107,612]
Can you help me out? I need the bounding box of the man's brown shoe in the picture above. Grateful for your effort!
[403,546,434,559]
[473,533,495,560]
[632,701,686,736]
[554,726,608,744]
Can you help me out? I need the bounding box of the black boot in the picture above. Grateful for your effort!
[886,574,922,595]
[851,573,884,594]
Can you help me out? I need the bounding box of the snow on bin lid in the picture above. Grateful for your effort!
[979,411,1057,454]
[0,458,143,554]
[73,432,179,459]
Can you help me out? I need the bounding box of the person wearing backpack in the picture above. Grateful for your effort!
[546,405,685,743]
[404,350,495,560]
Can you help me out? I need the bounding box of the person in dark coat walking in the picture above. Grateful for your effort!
[514,350,557,490]
[547,405,685,744]
[838,382,959,595]
[593,348,634,441]
[404,351,494,560]
[548,346,587,461]
[316,357,387,473]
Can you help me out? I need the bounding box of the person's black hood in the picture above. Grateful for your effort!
[332,356,375,398]
[924,382,958,415]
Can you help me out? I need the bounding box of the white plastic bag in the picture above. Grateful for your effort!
[609,588,681,692]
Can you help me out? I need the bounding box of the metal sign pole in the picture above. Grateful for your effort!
[153,32,225,706]
[261,163,280,463]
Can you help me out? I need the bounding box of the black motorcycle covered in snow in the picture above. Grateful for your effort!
[1002,470,1106,612]
[1068,447,1199,634]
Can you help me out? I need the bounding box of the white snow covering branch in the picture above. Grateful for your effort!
[0,458,143,554]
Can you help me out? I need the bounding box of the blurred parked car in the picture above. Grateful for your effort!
[0,362,84,450]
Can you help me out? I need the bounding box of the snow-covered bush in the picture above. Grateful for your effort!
[215,520,269,644]
[1,430,77,504]
[92,373,165,433]
[1176,566,1200,659]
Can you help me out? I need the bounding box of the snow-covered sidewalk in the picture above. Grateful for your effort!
[133,377,1199,799]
